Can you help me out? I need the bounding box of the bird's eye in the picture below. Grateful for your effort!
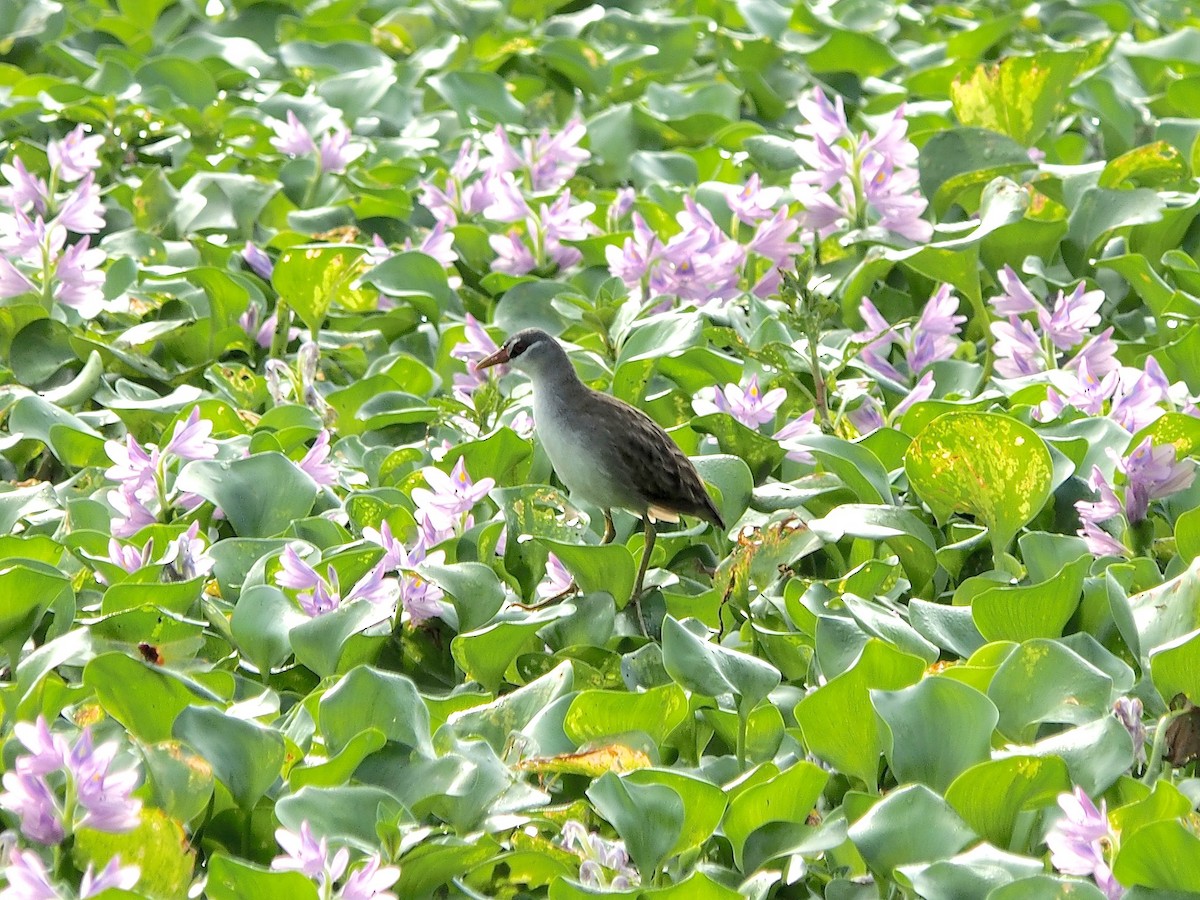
[508,339,527,358]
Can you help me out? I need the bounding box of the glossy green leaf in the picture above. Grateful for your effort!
[872,677,998,792]
[173,705,285,810]
[794,640,927,787]
[905,412,1052,558]
[176,454,319,538]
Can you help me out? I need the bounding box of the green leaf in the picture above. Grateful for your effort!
[564,683,688,747]
[542,539,636,610]
[73,811,195,900]
[176,454,318,538]
[289,601,391,678]
[84,652,220,743]
[905,412,1052,558]
[848,784,977,875]
[943,755,1070,847]
[206,854,320,900]
[0,563,71,666]
[971,555,1089,641]
[918,128,1036,216]
[690,413,786,484]
[230,585,305,676]
[987,639,1114,741]
[140,740,215,824]
[1149,629,1200,706]
[661,617,780,717]
[1113,819,1200,892]
[794,640,927,787]
[360,251,459,322]
[722,760,828,868]
[623,768,728,857]
[872,677,998,792]
[950,49,1087,144]
[318,664,433,756]
[272,244,376,335]
[451,606,571,692]
[808,504,939,594]
[586,772,684,878]
[173,705,285,811]
[419,562,507,632]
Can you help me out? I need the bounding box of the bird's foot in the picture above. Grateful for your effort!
[514,580,581,610]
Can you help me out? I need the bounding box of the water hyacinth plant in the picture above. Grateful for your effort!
[2,1,1200,898]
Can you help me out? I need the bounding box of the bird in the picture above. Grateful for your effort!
[475,328,725,624]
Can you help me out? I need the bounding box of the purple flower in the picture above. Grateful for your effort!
[1119,438,1194,523]
[894,371,936,418]
[791,88,930,242]
[609,186,636,227]
[411,458,496,535]
[651,202,745,305]
[774,409,818,464]
[1113,697,1146,766]
[401,221,458,268]
[79,855,141,897]
[908,284,965,374]
[12,718,68,776]
[482,119,590,192]
[0,772,65,843]
[270,111,317,157]
[364,521,444,624]
[480,171,530,223]
[298,430,338,486]
[1065,327,1119,378]
[526,118,590,191]
[273,821,349,886]
[992,265,1042,316]
[0,717,141,845]
[318,125,363,174]
[0,847,59,900]
[159,521,214,582]
[539,191,596,269]
[1,156,49,214]
[559,820,639,890]
[242,241,274,279]
[340,855,401,900]
[1109,364,1167,433]
[695,375,787,429]
[991,316,1045,378]
[0,254,35,298]
[55,172,105,234]
[861,155,933,242]
[797,88,851,145]
[606,213,662,287]
[536,553,574,602]
[239,305,280,349]
[53,236,106,319]
[854,297,905,383]
[108,483,158,538]
[847,397,885,436]
[163,408,218,462]
[68,730,142,834]
[1045,787,1123,900]
[47,124,104,182]
[1075,467,1129,557]
[724,174,783,225]
[450,314,503,400]
[489,229,537,275]
[1042,282,1106,351]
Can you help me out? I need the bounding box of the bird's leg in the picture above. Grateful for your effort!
[600,509,616,545]
[631,517,657,637]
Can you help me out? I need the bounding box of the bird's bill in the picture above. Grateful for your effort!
[474,347,510,371]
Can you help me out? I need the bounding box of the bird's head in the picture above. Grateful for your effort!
[475,328,563,378]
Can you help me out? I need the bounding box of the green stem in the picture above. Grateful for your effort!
[270,302,292,359]
[1142,707,1191,785]
[736,709,748,770]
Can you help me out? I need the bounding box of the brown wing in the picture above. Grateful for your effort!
[591,392,725,529]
